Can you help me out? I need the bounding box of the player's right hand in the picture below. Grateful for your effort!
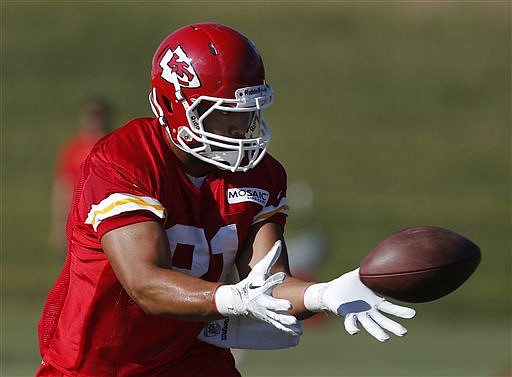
[303,268,415,342]
[214,240,300,336]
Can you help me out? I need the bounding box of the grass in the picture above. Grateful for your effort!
[2,2,510,376]
[238,317,511,377]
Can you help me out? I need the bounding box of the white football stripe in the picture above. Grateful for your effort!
[85,193,166,231]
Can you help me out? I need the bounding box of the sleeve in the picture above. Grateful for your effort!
[251,157,289,228]
[252,194,288,227]
[79,141,167,239]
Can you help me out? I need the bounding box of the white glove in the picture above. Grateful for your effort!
[303,268,416,342]
[198,317,303,349]
[215,240,299,336]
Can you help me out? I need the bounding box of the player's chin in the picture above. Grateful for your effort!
[197,159,219,173]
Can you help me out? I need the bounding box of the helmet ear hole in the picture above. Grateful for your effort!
[162,95,173,113]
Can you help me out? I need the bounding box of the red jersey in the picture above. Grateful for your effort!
[55,130,105,187]
[38,118,288,376]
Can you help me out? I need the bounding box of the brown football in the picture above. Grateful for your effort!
[359,226,481,303]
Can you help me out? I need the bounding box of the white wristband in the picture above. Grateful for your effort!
[214,285,241,316]
[303,283,328,312]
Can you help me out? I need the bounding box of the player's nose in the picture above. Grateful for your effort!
[228,124,247,139]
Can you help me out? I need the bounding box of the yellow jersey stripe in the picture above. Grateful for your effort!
[85,193,166,231]
[253,204,289,223]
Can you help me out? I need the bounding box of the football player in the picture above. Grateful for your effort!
[49,97,112,255]
[37,23,416,377]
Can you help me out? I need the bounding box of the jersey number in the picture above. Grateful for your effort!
[165,224,238,281]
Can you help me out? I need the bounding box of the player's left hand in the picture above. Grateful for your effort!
[215,240,300,336]
[303,268,416,342]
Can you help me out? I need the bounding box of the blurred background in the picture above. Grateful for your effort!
[2,2,510,376]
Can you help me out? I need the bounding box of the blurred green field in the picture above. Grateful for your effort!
[2,2,510,376]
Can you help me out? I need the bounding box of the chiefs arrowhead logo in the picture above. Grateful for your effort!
[159,46,201,88]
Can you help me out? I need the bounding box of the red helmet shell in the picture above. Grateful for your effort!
[150,23,267,134]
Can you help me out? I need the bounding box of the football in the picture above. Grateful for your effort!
[359,226,481,303]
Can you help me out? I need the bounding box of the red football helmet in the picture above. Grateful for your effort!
[149,23,273,172]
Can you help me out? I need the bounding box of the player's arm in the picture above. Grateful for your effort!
[49,176,72,251]
[102,219,297,334]
[240,221,416,342]
[237,221,315,320]
[102,220,222,320]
